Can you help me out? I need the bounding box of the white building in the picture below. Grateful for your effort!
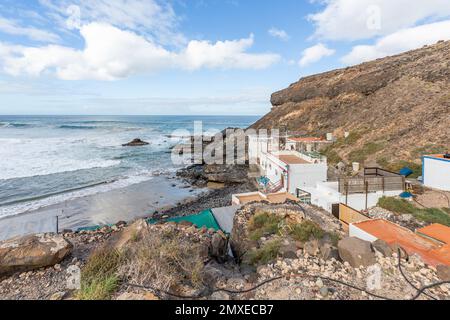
[422,154,450,191]
[258,150,328,194]
[302,181,404,213]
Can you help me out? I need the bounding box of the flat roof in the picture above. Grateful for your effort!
[417,224,450,244]
[424,154,450,162]
[235,194,266,205]
[353,219,450,266]
[235,192,300,205]
[266,192,299,203]
[278,154,310,165]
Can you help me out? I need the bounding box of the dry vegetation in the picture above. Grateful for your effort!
[77,225,210,300]
[118,230,206,292]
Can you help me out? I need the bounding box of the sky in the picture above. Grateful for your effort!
[1,0,450,116]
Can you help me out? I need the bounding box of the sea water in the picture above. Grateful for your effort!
[0,115,258,218]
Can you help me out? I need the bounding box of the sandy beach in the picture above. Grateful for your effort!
[0,175,206,241]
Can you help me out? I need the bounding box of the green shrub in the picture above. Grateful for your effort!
[412,145,447,158]
[384,161,422,179]
[349,142,385,163]
[247,240,281,266]
[77,248,122,300]
[77,275,119,301]
[344,131,363,145]
[378,197,450,226]
[414,208,450,227]
[248,212,283,241]
[322,148,342,165]
[290,220,324,242]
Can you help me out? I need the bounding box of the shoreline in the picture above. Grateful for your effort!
[0,174,207,241]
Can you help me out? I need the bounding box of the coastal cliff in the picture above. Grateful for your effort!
[252,40,450,168]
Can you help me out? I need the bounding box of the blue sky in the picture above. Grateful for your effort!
[1,0,450,115]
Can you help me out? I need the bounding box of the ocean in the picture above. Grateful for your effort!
[0,115,258,219]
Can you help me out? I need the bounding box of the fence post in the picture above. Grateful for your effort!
[345,182,349,205]
[365,181,369,210]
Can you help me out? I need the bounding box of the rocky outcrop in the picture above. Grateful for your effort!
[338,237,376,267]
[253,40,450,165]
[106,219,149,252]
[230,203,306,261]
[0,234,72,277]
[177,164,249,187]
[122,138,149,147]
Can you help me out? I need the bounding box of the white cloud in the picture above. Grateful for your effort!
[299,43,335,67]
[309,0,450,41]
[0,16,60,42]
[180,34,280,70]
[342,20,450,65]
[0,23,280,81]
[39,0,185,46]
[268,28,290,41]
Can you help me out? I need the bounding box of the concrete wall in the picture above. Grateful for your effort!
[339,204,371,225]
[289,164,328,192]
[349,224,378,242]
[307,182,402,213]
[423,157,450,191]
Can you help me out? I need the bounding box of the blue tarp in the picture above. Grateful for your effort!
[400,192,413,199]
[148,209,221,231]
[399,167,414,177]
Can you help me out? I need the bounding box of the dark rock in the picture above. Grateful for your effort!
[203,263,225,286]
[436,265,450,281]
[122,138,149,147]
[338,237,376,267]
[280,242,298,259]
[372,239,394,257]
[210,231,228,260]
[320,243,340,261]
[116,221,127,228]
[304,239,320,256]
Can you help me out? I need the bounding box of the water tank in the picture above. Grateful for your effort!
[326,133,334,141]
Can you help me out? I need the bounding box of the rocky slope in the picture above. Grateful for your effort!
[252,40,450,167]
[1,202,449,300]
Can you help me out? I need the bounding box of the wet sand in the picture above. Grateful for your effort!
[0,175,206,241]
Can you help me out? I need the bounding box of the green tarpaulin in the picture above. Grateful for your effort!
[77,209,222,233]
[147,209,221,231]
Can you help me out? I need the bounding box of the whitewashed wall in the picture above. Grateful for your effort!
[423,157,450,191]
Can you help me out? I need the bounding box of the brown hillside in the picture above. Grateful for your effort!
[252,40,450,171]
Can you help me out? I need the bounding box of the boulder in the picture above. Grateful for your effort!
[0,233,72,277]
[304,239,320,256]
[338,237,376,267]
[122,138,149,147]
[436,265,450,281]
[106,219,149,251]
[279,241,299,259]
[210,231,228,260]
[319,243,340,261]
[372,239,394,257]
[203,263,225,286]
